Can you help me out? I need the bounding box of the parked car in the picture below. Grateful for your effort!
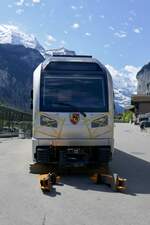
[140,121,150,130]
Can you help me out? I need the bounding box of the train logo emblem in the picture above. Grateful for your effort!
[70,113,80,125]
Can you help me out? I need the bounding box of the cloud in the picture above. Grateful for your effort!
[72,23,80,29]
[124,65,140,88]
[133,27,142,34]
[106,64,140,88]
[8,4,13,8]
[60,40,66,46]
[71,5,77,10]
[105,65,119,78]
[106,64,140,77]
[16,9,24,15]
[124,65,140,75]
[45,35,56,46]
[15,0,24,6]
[25,2,30,7]
[71,5,83,10]
[32,0,41,3]
[105,64,141,105]
[99,15,105,19]
[79,5,83,9]
[128,16,134,22]
[104,44,110,48]
[0,24,19,32]
[85,32,91,36]
[64,30,68,34]
[15,0,41,6]
[122,22,128,26]
[109,26,115,31]
[114,31,127,38]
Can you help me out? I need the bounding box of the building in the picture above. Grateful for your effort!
[45,47,76,57]
[131,95,150,116]
[131,62,150,117]
[137,62,150,95]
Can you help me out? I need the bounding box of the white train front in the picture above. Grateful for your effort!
[32,53,114,168]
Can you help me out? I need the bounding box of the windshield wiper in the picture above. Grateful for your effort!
[52,101,87,117]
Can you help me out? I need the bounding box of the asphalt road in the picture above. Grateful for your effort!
[0,123,150,225]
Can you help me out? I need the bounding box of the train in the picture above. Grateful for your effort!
[32,49,114,168]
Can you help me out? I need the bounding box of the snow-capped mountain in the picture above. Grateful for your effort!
[0,24,45,54]
[0,24,141,111]
[0,44,44,110]
[106,64,140,111]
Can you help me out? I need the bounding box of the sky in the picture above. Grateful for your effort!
[0,0,150,73]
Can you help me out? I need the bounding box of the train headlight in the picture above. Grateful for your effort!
[91,115,108,128]
[40,115,57,128]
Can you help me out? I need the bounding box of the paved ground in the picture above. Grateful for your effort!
[0,123,150,225]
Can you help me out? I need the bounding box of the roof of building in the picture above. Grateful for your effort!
[131,95,150,103]
[137,62,150,78]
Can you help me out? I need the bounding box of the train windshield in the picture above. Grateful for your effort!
[40,62,108,112]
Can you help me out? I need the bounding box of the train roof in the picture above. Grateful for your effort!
[40,48,110,76]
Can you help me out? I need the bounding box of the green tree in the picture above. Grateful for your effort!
[122,111,133,123]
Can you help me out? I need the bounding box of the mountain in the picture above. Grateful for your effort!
[0,24,45,54]
[0,24,140,112]
[0,44,44,110]
[106,64,140,112]
[0,44,138,112]
[113,76,136,112]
